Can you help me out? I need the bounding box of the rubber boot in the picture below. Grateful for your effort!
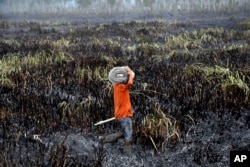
[123,141,132,154]
[100,132,123,144]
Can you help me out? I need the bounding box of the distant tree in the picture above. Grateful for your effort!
[143,0,155,7]
[77,0,92,7]
[0,0,7,4]
[108,0,116,5]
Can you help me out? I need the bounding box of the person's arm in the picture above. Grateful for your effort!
[125,66,133,86]
[116,66,133,90]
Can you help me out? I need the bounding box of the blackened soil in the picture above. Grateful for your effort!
[101,109,250,167]
[0,11,250,167]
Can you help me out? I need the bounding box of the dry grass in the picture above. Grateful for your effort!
[142,102,180,152]
[184,63,249,101]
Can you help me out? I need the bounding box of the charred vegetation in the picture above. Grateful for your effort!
[0,17,250,166]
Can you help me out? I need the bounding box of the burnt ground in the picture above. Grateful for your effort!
[1,10,249,27]
[0,11,250,167]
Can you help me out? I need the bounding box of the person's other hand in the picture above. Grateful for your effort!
[125,66,135,79]
[125,66,131,72]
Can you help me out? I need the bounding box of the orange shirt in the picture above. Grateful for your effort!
[113,70,133,120]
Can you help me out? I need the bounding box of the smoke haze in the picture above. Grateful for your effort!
[0,0,249,16]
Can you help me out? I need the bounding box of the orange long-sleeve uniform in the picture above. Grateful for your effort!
[113,70,133,120]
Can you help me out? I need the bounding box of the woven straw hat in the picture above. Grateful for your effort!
[108,66,134,84]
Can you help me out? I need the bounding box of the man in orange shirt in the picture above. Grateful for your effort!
[101,66,134,154]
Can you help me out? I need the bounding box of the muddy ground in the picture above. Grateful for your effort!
[0,11,250,167]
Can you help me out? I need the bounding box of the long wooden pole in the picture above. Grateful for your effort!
[94,117,115,126]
